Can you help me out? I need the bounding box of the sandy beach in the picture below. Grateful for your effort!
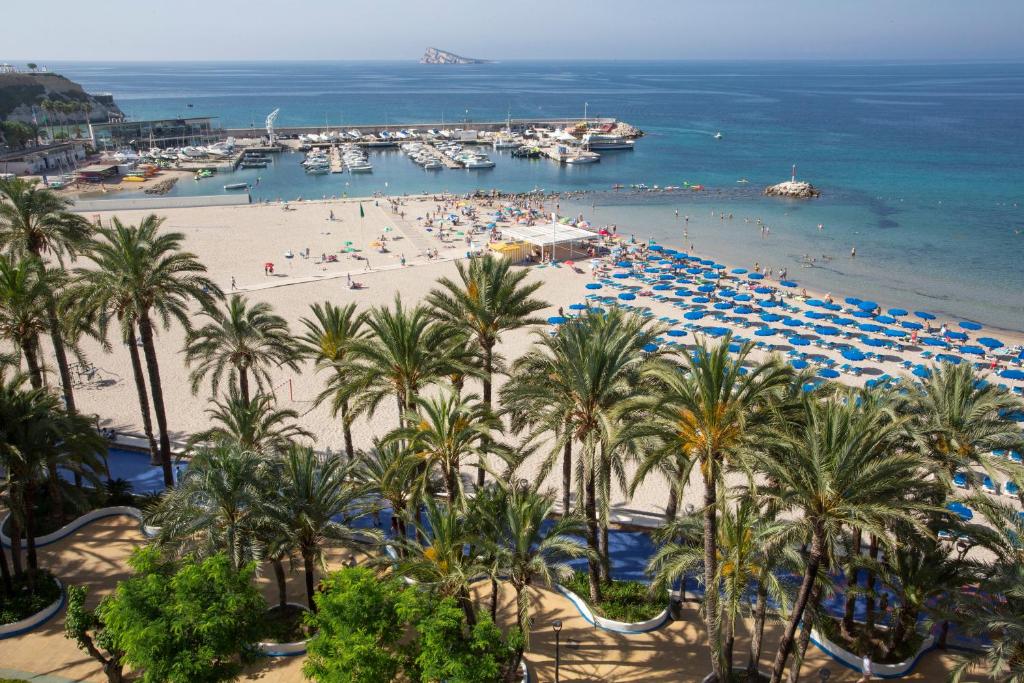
[46,194,1024,524]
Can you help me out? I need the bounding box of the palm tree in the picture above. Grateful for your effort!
[634,334,792,679]
[427,254,547,485]
[352,440,426,540]
[384,389,504,501]
[185,294,299,405]
[501,308,661,603]
[0,255,51,388]
[909,361,1024,486]
[299,302,367,460]
[268,445,373,610]
[76,216,219,486]
[0,177,93,419]
[756,390,933,683]
[349,296,470,428]
[147,442,267,570]
[190,386,311,455]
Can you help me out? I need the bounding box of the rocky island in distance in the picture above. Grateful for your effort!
[420,47,490,64]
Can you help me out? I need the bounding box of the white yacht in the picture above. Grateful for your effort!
[714,131,723,140]
[582,133,634,150]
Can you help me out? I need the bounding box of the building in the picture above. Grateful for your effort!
[0,141,87,176]
[88,116,221,151]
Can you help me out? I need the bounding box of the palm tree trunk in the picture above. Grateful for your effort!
[239,366,250,405]
[584,471,602,603]
[303,549,317,612]
[21,339,43,389]
[8,513,23,578]
[23,481,39,575]
[445,463,459,501]
[125,323,159,465]
[865,534,879,628]
[44,298,77,415]
[490,577,499,621]
[748,580,769,681]
[724,618,736,679]
[271,558,288,609]
[769,531,825,683]
[138,311,174,488]
[340,400,354,460]
[599,523,610,584]
[842,526,862,636]
[477,344,494,488]
[664,486,678,523]
[788,579,824,683]
[562,438,572,514]
[0,538,13,597]
[703,475,722,680]
[45,457,65,524]
[458,585,477,628]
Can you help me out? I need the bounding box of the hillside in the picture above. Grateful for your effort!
[0,72,123,124]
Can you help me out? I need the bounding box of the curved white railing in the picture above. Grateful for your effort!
[554,583,672,634]
[810,627,937,679]
[0,506,157,549]
[0,577,64,640]
[256,602,312,657]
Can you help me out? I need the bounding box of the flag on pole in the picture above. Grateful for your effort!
[359,203,364,219]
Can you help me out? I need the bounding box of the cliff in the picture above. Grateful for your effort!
[0,72,123,124]
[763,180,820,199]
[420,48,489,65]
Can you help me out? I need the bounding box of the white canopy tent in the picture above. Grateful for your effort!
[500,222,597,262]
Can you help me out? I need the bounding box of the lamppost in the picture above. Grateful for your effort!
[552,619,563,682]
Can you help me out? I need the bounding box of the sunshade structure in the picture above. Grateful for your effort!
[548,316,567,325]
[977,337,1004,349]
[618,292,636,301]
[947,501,973,521]
[754,327,775,336]
[747,273,765,280]
[501,222,596,260]
[779,280,798,288]
[819,368,840,379]
[912,365,931,378]
[959,321,983,331]
[1001,369,1024,380]
[842,348,867,361]
[789,336,810,346]
[915,311,936,320]
[585,283,603,290]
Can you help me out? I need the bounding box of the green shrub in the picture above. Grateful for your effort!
[0,571,61,625]
[562,571,666,623]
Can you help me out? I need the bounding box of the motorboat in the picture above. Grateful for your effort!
[463,156,495,169]
[224,182,249,190]
[713,132,723,140]
[422,160,443,170]
[581,133,634,150]
[347,162,373,173]
[565,153,600,164]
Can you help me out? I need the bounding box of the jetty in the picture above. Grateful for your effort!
[329,147,344,173]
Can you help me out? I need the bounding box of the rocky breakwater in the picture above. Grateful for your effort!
[763,180,820,199]
[420,47,490,64]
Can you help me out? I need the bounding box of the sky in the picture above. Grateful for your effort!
[3,0,1024,62]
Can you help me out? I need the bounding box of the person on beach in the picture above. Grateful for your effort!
[230,276,236,290]
[329,210,335,221]
[851,246,857,257]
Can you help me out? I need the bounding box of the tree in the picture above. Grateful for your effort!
[756,390,932,683]
[64,585,125,683]
[384,389,504,500]
[353,439,426,540]
[0,255,51,389]
[0,177,93,424]
[427,254,547,485]
[349,296,470,428]
[76,215,220,486]
[299,302,367,460]
[97,548,266,683]
[191,386,311,455]
[634,334,792,679]
[268,445,374,610]
[148,442,267,570]
[185,294,299,406]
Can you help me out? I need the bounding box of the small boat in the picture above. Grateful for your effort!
[565,154,599,164]
[223,183,249,190]
[737,178,749,184]
[713,132,723,140]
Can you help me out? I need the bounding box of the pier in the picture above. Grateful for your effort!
[224,117,626,139]
[329,147,344,173]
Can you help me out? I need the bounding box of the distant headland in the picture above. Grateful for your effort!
[419,48,490,65]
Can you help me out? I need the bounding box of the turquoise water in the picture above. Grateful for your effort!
[50,60,1024,329]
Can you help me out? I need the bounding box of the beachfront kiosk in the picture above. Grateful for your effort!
[500,222,597,264]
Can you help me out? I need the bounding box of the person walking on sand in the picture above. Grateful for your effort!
[231,276,236,290]
[851,246,857,258]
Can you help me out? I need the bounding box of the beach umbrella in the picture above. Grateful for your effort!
[761,300,780,308]
[650,244,664,252]
[781,317,803,328]
[718,289,737,298]
[842,348,866,361]
[760,313,783,322]
[702,270,720,279]
[693,296,711,304]
[699,259,715,265]
[703,326,730,337]
[684,311,704,320]
[824,303,843,311]
[616,261,631,268]
[1000,369,1024,380]
[914,311,936,320]
[912,365,931,379]
[659,274,675,281]
[807,299,826,307]
[568,303,588,310]
[618,292,636,301]
[734,294,752,302]
[959,321,983,331]
[946,331,968,341]
[747,273,764,280]
[961,345,985,355]
[919,337,946,347]
[731,268,748,274]
[754,327,775,337]
[862,338,885,347]
[858,323,883,333]
[876,315,897,325]
[832,317,855,326]
[845,297,862,305]
[548,316,567,325]
[674,289,690,296]
[888,308,908,316]
[946,502,973,522]
[883,328,907,338]
[789,336,810,347]
[613,272,630,279]
[685,267,702,275]
[728,342,743,353]
[643,266,659,273]
[667,329,687,338]
[585,283,603,290]
[791,359,809,369]
[714,302,733,310]
[711,263,726,270]
[901,321,923,330]
[734,306,754,315]
[819,368,840,379]
[936,353,963,365]
[805,311,829,320]
[642,343,658,353]
[815,325,840,336]
[857,300,878,311]
[851,310,873,319]
[653,284,672,291]
[697,284,716,293]
[779,280,798,288]
[754,286,773,294]
[977,337,1004,349]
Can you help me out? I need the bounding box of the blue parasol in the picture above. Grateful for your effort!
[842,348,866,361]
[858,323,883,333]
[959,321,983,331]
[697,284,716,293]
[851,310,873,319]
[760,313,783,322]
[961,345,985,355]
[936,353,962,365]
[861,338,885,347]
[790,359,809,369]
[747,273,765,280]
[754,286,773,294]
[761,300,780,308]
[693,296,711,304]
[683,311,705,320]
[734,306,754,315]
[782,317,803,327]
[714,302,733,310]
[815,325,840,336]
[845,297,862,305]
[920,337,947,347]
[914,311,936,320]
[789,336,810,346]
[857,300,879,311]
[901,321,923,330]
[731,268,748,274]
[884,328,907,338]
[642,343,658,352]
[807,299,826,307]
[819,368,840,379]
[674,289,690,296]
[568,303,587,310]
[779,280,798,288]
[912,365,931,379]
[946,331,968,341]
[548,316,567,325]
[734,294,753,302]
[876,315,897,325]
[666,329,687,337]
[653,284,672,291]
[888,308,908,316]
[977,337,1004,349]
[585,283,602,290]
[805,311,829,320]
[613,272,629,279]
[1000,369,1024,380]
[754,327,775,336]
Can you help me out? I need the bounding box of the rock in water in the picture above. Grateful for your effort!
[763,180,820,199]
[420,48,490,65]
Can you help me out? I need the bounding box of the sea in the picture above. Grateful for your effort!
[46,60,1024,330]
